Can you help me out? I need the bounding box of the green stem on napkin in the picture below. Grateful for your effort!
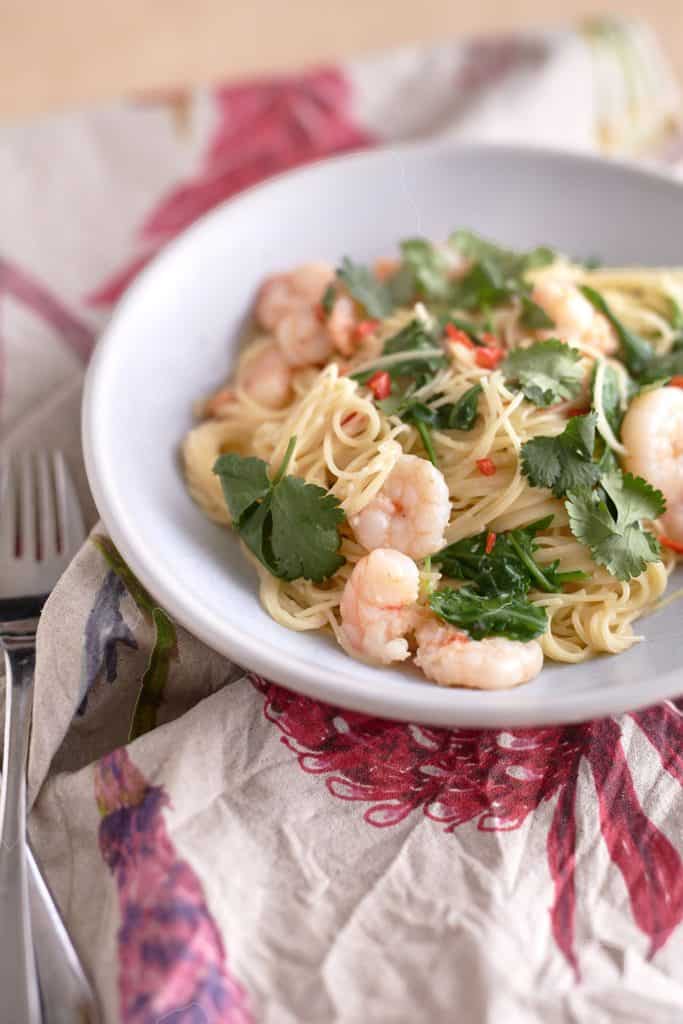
[92,535,177,741]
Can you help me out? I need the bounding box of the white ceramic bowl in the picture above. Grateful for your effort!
[83,142,683,726]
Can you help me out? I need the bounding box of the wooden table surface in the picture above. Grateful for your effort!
[1,0,681,121]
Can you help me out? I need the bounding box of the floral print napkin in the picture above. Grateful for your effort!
[2,17,683,1024]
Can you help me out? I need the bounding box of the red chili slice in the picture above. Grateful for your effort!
[354,319,379,341]
[567,406,591,418]
[368,370,392,400]
[670,376,683,388]
[485,530,497,554]
[475,347,504,370]
[445,324,476,349]
[660,535,683,554]
[477,458,497,477]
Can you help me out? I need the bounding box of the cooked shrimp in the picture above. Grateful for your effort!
[237,341,292,408]
[275,307,334,367]
[414,618,544,689]
[350,454,450,560]
[203,341,292,415]
[622,385,683,543]
[326,294,357,356]
[255,262,365,364]
[339,549,419,664]
[255,263,334,330]
[532,278,617,354]
[255,262,335,367]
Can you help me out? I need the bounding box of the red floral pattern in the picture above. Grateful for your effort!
[251,676,683,975]
[88,68,374,307]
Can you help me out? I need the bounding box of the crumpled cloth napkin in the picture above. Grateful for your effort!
[3,17,683,1024]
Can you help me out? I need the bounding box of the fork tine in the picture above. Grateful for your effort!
[18,452,37,561]
[53,452,85,557]
[36,451,57,560]
[0,457,17,560]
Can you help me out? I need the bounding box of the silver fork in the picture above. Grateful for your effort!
[0,452,99,1023]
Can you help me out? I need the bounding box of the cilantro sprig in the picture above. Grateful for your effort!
[376,383,482,467]
[433,517,587,596]
[429,587,548,642]
[521,413,602,498]
[336,257,393,319]
[213,437,345,582]
[429,516,589,642]
[399,239,452,303]
[449,230,556,313]
[520,411,665,580]
[503,339,583,407]
[566,472,664,580]
[351,318,447,387]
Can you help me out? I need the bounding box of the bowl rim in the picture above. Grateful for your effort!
[82,139,683,727]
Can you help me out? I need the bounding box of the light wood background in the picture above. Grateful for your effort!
[1,0,681,122]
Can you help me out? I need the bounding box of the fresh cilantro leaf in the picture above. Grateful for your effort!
[337,257,393,319]
[521,413,601,498]
[441,314,485,346]
[591,360,626,439]
[449,258,511,311]
[601,470,665,523]
[385,262,417,307]
[448,230,555,314]
[519,295,555,330]
[434,516,587,596]
[450,231,555,279]
[320,283,336,316]
[580,285,654,377]
[214,437,345,583]
[213,454,271,523]
[238,499,277,574]
[566,471,664,580]
[270,475,347,581]
[434,384,482,431]
[429,586,548,642]
[400,239,452,302]
[503,340,583,407]
[640,347,683,384]
[352,318,447,386]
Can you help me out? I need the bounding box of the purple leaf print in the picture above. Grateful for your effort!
[96,749,251,1024]
[78,571,138,714]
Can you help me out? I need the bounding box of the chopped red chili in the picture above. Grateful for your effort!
[485,530,497,554]
[368,370,392,400]
[566,406,591,418]
[354,319,379,341]
[660,535,683,554]
[475,347,504,370]
[476,458,497,477]
[445,324,475,349]
[670,376,683,388]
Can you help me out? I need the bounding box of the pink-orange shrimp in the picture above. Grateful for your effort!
[339,549,420,664]
[414,618,544,689]
[532,278,617,354]
[350,455,450,560]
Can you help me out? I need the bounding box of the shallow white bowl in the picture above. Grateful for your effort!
[83,142,683,727]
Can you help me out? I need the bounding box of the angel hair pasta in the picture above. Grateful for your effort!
[182,232,683,691]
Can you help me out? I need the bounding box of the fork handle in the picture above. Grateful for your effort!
[0,637,42,1024]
